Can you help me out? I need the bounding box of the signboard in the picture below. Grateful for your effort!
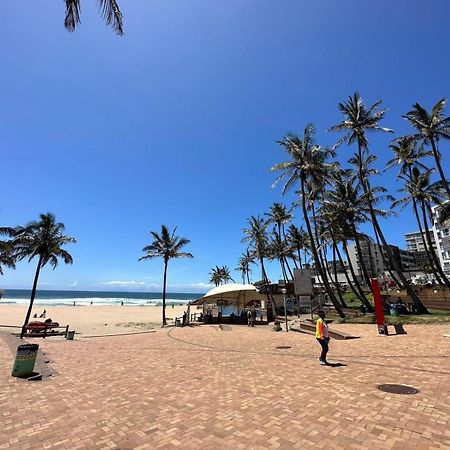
[371,278,387,335]
[293,268,313,296]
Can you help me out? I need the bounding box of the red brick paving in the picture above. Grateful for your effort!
[1,324,449,449]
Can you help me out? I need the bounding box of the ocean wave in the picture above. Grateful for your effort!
[0,297,192,306]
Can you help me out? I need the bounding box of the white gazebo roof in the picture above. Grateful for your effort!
[202,283,258,299]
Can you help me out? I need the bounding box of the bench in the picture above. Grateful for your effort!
[23,324,70,338]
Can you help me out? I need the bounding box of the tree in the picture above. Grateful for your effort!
[392,168,450,288]
[64,0,124,35]
[6,213,75,337]
[236,250,254,284]
[140,225,193,326]
[209,266,223,287]
[0,240,15,275]
[403,98,450,197]
[242,216,276,316]
[271,124,345,317]
[209,265,235,286]
[286,224,310,268]
[330,93,429,313]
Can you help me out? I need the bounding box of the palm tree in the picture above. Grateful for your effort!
[140,225,193,326]
[209,266,223,287]
[286,224,310,268]
[265,203,293,239]
[392,168,450,288]
[403,99,450,197]
[0,240,15,275]
[386,136,431,178]
[64,0,124,35]
[271,124,345,317]
[330,93,429,313]
[236,251,254,284]
[6,213,76,337]
[242,216,276,316]
[209,265,235,286]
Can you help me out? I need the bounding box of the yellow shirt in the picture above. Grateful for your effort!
[315,317,329,339]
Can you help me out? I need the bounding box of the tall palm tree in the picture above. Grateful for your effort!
[392,168,450,288]
[330,93,429,313]
[6,213,76,337]
[236,251,254,284]
[140,225,193,326]
[286,224,310,268]
[271,124,345,317]
[242,216,276,316]
[265,203,293,239]
[403,98,450,197]
[64,0,124,35]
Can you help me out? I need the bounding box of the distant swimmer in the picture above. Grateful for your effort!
[121,301,124,306]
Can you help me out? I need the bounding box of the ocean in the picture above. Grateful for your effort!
[0,289,203,307]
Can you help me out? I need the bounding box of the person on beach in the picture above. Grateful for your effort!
[315,310,330,365]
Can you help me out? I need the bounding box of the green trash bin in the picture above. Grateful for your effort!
[390,308,399,316]
[66,330,75,340]
[11,344,39,378]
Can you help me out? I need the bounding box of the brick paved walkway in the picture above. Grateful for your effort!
[1,324,449,449]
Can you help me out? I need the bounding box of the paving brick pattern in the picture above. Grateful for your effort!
[1,324,449,449]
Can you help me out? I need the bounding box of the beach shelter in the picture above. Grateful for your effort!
[194,284,267,320]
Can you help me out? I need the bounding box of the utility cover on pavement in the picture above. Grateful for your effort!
[378,384,419,395]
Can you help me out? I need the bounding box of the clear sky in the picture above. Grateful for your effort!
[1,1,450,293]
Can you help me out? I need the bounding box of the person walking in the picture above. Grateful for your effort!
[315,310,330,365]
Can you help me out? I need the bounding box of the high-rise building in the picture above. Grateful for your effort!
[405,230,436,252]
[431,203,450,275]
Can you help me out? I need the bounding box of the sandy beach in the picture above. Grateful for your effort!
[0,304,194,336]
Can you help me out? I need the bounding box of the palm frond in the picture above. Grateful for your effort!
[98,0,124,35]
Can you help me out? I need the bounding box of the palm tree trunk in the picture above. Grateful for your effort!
[352,226,372,287]
[331,241,347,308]
[21,255,43,338]
[411,197,444,285]
[335,239,373,310]
[260,257,277,318]
[367,196,429,313]
[300,178,344,317]
[342,239,373,310]
[162,260,168,326]
[363,236,377,278]
[430,138,450,197]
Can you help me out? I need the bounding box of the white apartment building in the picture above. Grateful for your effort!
[431,203,450,275]
[404,230,436,252]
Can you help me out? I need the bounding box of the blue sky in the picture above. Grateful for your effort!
[1,1,450,292]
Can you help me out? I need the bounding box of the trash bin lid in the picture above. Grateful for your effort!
[18,344,39,351]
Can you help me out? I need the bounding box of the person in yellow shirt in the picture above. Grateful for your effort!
[315,310,330,365]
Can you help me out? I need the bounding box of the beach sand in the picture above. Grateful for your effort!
[0,304,196,336]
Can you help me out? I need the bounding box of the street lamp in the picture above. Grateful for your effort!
[281,287,288,332]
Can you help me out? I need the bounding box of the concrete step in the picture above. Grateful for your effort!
[290,322,358,340]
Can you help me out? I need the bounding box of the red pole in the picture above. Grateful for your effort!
[371,278,388,335]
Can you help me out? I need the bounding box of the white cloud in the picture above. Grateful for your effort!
[69,281,79,287]
[100,280,147,287]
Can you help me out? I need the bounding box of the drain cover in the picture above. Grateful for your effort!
[378,384,419,395]
[275,346,291,350]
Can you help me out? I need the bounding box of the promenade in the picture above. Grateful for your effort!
[1,324,449,449]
